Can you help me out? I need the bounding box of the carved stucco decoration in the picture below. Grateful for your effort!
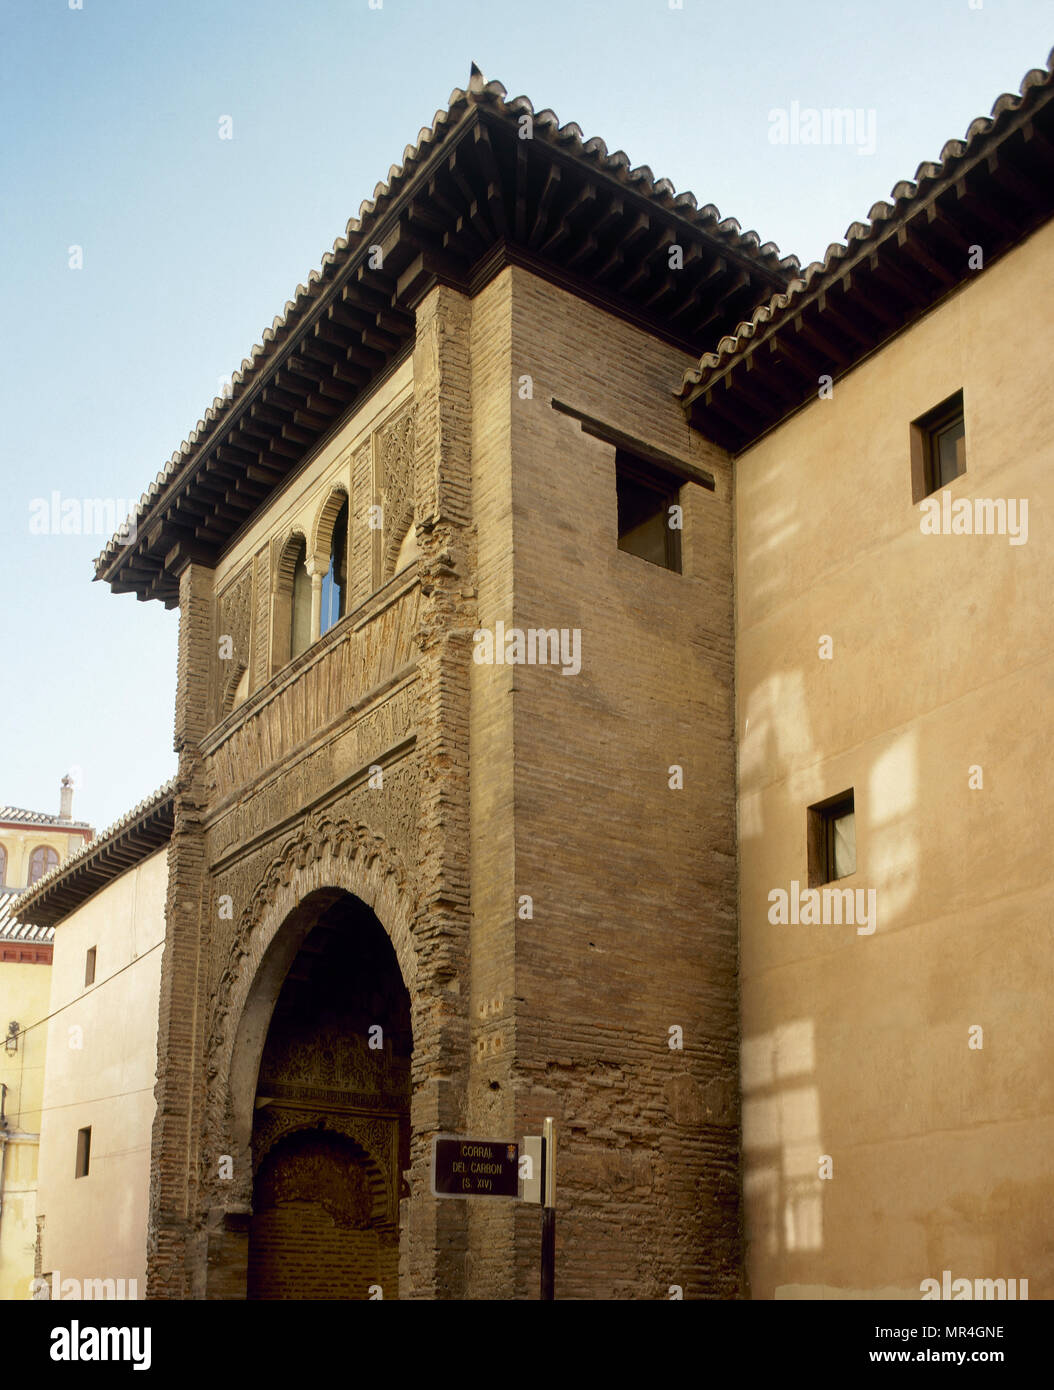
[379,405,416,580]
[251,1109,398,1228]
[214,564,253,723]
[252,547,270,692]
[201,812,417,1211]
[259,1022,408,1096]
[273,527,308,587]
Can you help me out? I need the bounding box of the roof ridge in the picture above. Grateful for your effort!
[679,45,1054,397]
[0,804,93,828]
[94,71,797,575]
[10,777,176,919]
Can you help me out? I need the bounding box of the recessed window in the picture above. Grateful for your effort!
[75,1126,91,1179]
[319,500,348,636]
[808,790,856,886]
[615,450,682,572]
[0,844,6,887]
[911,390,965,501]
[28,846,59,884]
[84,947,96,987]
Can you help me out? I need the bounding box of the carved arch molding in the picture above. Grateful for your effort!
[201,812,418,1211]
[252,1109,398,1229]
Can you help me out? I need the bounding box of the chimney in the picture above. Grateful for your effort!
[59,775,73,823]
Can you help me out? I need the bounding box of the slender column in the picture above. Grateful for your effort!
[307,558,324,638]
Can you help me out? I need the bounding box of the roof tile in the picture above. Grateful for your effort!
[94,69,797,576]
[679,46,1054,398]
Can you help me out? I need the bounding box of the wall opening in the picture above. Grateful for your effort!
[246,891,411,1300]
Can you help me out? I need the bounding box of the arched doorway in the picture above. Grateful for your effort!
[246,891,412,1300]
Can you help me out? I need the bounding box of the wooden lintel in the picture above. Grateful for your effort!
[897,223,957,286]
[550,397,716,490]
[528,163,561,249]
[816,290,874,348]
[794,311,850,369]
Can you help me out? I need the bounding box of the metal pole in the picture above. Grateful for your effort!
[541,1116,555,1300]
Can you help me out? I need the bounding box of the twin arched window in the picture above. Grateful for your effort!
[272,479,417,676]
[29,845,59,884]
[276,492,349,670]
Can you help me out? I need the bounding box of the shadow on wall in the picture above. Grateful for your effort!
[739,659,923,1293]
[742,1020,824,1260]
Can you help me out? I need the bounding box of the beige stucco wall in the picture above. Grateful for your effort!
[35,849,167,1299]
[734,218,1054,1298]
[0,958,51,1299]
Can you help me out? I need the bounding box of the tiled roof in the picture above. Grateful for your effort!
[94,67,797,580]
[0,890,22,936]
[679,47,1054,400]
[0,805,92,830]
[0,895,54,944]
[11,779,175,928]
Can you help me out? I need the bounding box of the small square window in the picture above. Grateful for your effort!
[807,790,856,887]
[75,1126,91,1179]
[911,390,966,501]
[84,947,96,987]
[615,450,682,572]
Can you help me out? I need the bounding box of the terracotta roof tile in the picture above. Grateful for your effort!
[0,894,53,944]
[679,47,1054,398]
[94,71,795,574]
[0,805,92,830]
[10,777,175,920]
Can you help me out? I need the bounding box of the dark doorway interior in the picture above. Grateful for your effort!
[247,892,412,1300]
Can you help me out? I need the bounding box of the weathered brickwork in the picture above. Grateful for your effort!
[248,1130,397,1300]
[248,1204,397,1300]
[403,285,477,1298]
[148,561,215,1299]
[506,268,740,1299]
[464,272,517,1298]
[146,264,740,1302]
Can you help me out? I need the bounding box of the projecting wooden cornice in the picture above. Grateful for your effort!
[679,48,1054,454]
[93,71,796,607]
[11,781,175,929]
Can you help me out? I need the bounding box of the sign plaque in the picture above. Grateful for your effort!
[431,1135,520,1198]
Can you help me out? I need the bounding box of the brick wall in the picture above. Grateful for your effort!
[248,1131,397,1300]
[504,266,740,1298]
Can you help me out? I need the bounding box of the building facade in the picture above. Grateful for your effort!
[0,782,94,897]
[28,787,171,1302]
[14,52,1054,1300]
[0,783,92,1300]
[0,918,53,1300]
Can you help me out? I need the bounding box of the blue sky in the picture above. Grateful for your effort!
[1,0,1050,833]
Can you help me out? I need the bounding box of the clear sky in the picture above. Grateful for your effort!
[1,0,1050,833]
